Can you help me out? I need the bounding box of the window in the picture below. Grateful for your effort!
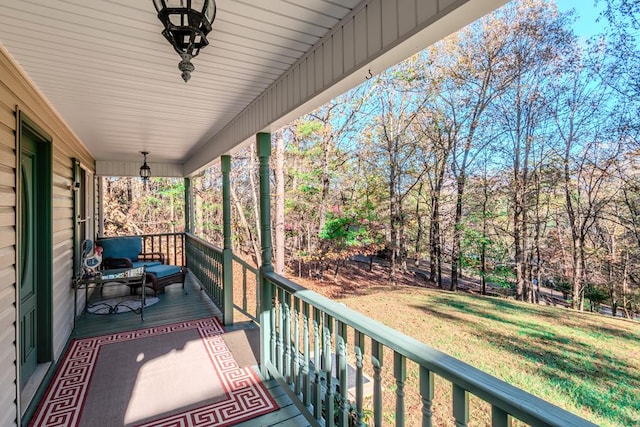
[73,159,95,277]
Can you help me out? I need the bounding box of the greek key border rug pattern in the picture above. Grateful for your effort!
[30,318,277,426]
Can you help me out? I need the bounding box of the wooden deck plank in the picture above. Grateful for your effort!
[234,401,310,427]
[269,414,312,427]
[246,372,312,427]
[72,272,221,338]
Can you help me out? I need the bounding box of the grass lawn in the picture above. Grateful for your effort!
[332,286,640,426]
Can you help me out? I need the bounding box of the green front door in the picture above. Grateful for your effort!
[19,132,38,387]
[18,117,53,394]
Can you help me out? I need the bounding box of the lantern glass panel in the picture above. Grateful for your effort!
[165,0,185,8]
[203,0,215,23]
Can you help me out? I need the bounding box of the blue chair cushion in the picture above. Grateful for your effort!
[146,264,182,279]
[132,260,163,269]
[99,237,142,261]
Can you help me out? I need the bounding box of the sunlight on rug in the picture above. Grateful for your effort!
[30,318,278,426]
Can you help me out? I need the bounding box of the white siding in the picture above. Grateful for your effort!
[0,45,94,425]
[0,53,17,426]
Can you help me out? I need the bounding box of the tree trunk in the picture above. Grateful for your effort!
[522,127,532,303]
[571,235,583,310]
[481,178,489,296]
[389,137,399,286]
[429,197,439,285]
[533,171,544,304]
[194,182,203,236]
[512,79,525,301]
[318,135,331,237]
[274,136,285,274]
[127,178,133,204]
[621,250,630,318]
[231,185,262,266]
[414,182,424,268]
[248,145,262,246]
[429,165,445,288]
[450,174,464,291]
[578,237,587,310]
[170,196,175,234]
[514,182,524,300]
[564,136,581,310]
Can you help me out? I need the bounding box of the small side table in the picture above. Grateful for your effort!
[74,267,147,327]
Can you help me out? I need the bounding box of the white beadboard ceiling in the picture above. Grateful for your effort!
[0,0,505,174]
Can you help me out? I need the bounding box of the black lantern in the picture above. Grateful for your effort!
[152,0,217,82]
[140,151,151,183]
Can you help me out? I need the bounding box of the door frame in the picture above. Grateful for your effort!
[15,109,53,415]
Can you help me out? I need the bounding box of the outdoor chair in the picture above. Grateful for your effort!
[97,236,186,295]
[98,236,164,269]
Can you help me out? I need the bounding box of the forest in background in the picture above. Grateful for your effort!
[104,0,640,318]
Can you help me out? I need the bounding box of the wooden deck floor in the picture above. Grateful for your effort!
[71,272,310,427]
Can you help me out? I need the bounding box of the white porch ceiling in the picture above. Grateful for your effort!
[0,0,506,176]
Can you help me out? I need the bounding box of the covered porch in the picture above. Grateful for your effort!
[0,0,598,426]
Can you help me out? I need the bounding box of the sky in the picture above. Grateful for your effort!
[553,0,608,37]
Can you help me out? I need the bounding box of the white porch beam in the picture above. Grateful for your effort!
[183,0,507,176]
[96,160,184,178]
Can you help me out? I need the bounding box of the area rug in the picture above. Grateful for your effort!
[86,296,159,314]
[30,318,278,426]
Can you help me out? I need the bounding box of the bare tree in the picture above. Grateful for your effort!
[551,58,618,310]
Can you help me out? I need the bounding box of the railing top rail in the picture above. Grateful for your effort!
[184,234,256,272]
[264,271,596,427]
[185,232,223,253]
[232,254,258,273]
[100,232,186,239]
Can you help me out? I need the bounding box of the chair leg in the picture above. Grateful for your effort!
[182,268,187,294]
[145,273,159,297]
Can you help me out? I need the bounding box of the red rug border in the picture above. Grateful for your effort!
[29,317,278,427]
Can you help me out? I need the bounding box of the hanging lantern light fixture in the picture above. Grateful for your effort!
[152,0,217,82]
[139,151,151,183]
